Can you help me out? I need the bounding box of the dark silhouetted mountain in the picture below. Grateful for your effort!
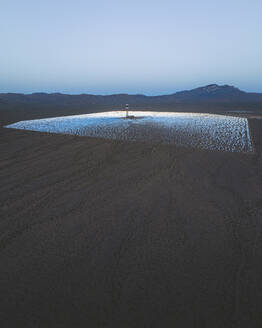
[172,84,244,101]
[1,84,262,124]
[1,84,262,106]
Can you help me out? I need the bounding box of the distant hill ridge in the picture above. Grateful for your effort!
[1,84,262,106]
[1,84,262,126]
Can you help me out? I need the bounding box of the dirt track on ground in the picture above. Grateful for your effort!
[1,111,262,327]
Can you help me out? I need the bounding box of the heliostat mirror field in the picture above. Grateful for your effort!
[5,111,253,152]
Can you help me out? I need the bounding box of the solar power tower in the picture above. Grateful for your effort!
[125,104,129,118]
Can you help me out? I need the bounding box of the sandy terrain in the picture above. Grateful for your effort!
[1,109,262,327]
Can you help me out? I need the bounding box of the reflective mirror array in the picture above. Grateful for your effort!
[5,111,253,152]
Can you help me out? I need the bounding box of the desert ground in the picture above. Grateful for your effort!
[1,108,262,327]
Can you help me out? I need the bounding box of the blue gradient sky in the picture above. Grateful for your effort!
[1,0,261,95]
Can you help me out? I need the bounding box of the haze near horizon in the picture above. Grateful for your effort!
[1,0,262,95]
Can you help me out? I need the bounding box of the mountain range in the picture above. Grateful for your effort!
[1,84,262,105]
[1,84,262,124]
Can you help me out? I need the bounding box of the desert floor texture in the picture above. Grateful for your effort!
[1,109,262,327]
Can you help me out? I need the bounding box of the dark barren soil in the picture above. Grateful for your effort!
[1,109,262,328]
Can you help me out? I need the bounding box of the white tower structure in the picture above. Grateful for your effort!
[125,104,129,118]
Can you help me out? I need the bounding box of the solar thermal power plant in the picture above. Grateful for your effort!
[6,111,253,153]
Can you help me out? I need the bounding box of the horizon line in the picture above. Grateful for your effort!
[1,83,258,97]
